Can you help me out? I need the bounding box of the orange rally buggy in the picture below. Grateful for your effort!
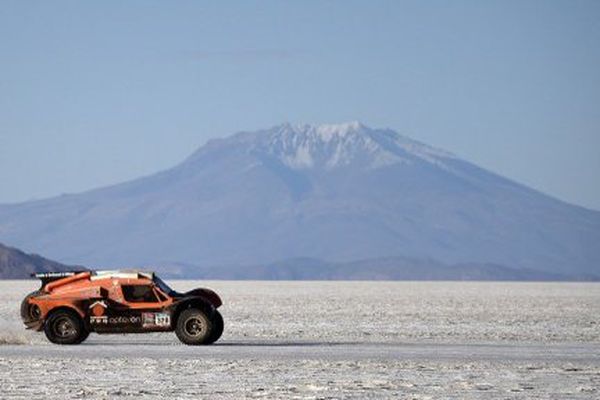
[20,270,224,345]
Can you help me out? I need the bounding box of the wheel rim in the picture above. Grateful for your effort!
[53,317,76,338]
[29,305,41,320]
[184,316,205,337]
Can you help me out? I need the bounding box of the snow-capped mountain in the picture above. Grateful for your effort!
[0,122,599,279]
[193,121,453,171]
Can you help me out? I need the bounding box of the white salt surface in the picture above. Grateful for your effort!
[1,280,599,398]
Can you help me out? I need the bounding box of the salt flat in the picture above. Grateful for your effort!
[1,280,599,399]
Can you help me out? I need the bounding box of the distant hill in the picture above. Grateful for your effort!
[1,122,599,280]
[153,256,594,281]
[0,243,79,279]
[0,241,595,281]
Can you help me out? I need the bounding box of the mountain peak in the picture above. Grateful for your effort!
[252,121,453,170]
[280,121,366,140]
[189,122,454,172]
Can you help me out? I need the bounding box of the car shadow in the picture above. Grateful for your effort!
[213,341,366,347]
[83,340,368,347]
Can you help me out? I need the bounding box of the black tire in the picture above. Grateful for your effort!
[175,308,213,345]
[206,310,224,344]
[75,328,90,344]
[20,290,43,325]
[44,309,88,345]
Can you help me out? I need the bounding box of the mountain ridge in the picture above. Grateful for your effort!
[0,242,79,279]
[0,122,598,279]
[151,256,596,281]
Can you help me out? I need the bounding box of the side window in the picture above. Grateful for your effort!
[122,285,159,303]
[155,289,168,302]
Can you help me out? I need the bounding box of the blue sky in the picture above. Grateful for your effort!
[1,1,599,209]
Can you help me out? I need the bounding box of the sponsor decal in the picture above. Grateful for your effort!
[142,313,155,327]
[142,312,171,328]
[34,271,78,278]
[109,316,141,325]
[155,313,170,327]
[90,316,108,324]
[91,315,141,325]
[89,300,108,316]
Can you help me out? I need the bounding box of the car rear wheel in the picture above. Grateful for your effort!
[76,328,90,344]
[44,309,88,345]
[206,310,224,344]
[175,308,213,345]
[20,290,42,325]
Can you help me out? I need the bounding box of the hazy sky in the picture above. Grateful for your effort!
[1,1,599,209]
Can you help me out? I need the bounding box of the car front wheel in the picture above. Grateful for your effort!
[175,308,213,345]
[206,310,224,344]
[44,309,88,345]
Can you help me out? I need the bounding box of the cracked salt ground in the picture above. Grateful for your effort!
[2,358,598,399]
[1,281,599,399]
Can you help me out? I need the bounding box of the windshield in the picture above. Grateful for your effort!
[153,276,175,296]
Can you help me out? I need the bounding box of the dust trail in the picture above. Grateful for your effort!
[0,319,34,345]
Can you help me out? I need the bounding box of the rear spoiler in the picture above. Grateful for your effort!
[31,271,88,286]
